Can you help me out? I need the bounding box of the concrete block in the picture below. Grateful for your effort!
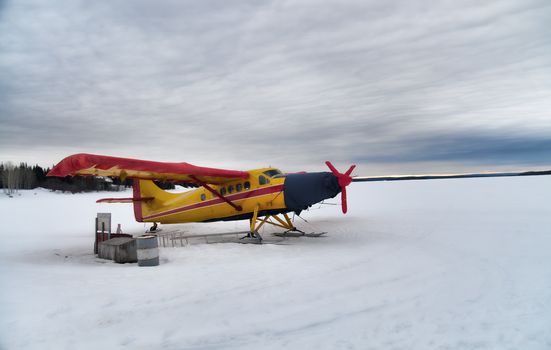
[98,237,137,263]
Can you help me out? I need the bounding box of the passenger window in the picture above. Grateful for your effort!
[236,183,242,192]
[228,185,234,194]
[200,193,206,201]
[244,181,250,190]
[259,175,269,185]
[220,187,226,196]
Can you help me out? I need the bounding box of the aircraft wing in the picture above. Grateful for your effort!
[352,170,551,182]
[47,153,249,184]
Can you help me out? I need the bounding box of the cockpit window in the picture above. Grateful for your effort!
[258,175,269,185]
[263,169,282,178]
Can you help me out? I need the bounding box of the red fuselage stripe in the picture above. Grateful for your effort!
[143,184,284,220]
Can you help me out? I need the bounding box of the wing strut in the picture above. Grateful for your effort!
[190,175,243,211]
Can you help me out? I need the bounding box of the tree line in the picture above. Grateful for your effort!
[0,162,127,195]
[0,162,176,195]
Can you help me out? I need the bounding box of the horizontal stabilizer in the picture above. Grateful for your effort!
[96,197,154,204]
[353,170,551,182]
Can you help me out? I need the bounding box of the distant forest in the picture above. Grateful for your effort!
[0,162,175,195]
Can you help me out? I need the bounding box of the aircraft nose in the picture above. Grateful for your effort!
[283,172,341,212]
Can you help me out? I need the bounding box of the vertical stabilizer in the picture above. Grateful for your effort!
[132,179,179,222]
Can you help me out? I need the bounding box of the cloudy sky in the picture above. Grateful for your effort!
[1,0,550,174]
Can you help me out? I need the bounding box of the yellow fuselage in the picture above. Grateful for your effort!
[135,168,287,224]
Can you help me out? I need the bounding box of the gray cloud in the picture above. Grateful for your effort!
[352,131,551,164]
[0,0,550,173]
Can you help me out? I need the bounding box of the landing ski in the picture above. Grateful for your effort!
[273,231,327,238]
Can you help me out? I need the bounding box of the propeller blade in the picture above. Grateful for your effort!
[341,186,348,214]
[325,161,339,176]
[344,165,356,177]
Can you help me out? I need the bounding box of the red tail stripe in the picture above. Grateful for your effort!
[133,179,144,222]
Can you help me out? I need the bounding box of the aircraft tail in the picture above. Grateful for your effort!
[133,179,179,222]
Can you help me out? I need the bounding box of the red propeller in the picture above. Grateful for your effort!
[325,161,356,214]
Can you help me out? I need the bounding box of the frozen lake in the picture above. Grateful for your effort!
[1,176,550,349]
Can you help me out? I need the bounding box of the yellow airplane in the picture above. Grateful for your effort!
[48,153,551,241]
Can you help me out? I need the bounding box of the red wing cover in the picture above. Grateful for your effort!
[47,153,249,184]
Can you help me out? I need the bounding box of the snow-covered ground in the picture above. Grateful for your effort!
[1,177,550,350]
